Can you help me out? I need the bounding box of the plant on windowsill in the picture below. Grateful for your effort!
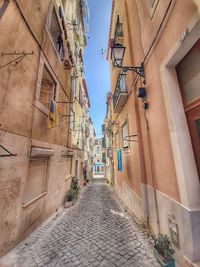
[153,233,175,267]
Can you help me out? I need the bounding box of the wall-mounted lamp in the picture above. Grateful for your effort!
[111,44,145,83]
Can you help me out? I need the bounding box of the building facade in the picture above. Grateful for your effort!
[0,0,91,257]
[103,93,114,184]
[107,0,200,266]
[93,138,105,177]
[87,117,96,179]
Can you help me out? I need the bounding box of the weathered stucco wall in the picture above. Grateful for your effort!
[0,0,74,256]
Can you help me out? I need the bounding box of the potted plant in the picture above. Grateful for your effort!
[64,177,79,208]
[153,233,175,267]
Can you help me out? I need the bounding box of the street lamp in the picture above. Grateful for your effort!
[111,44,145,83]
[111,44,126,67]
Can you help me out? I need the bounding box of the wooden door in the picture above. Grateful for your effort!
[186,104,200,178]
[176,38,200,181]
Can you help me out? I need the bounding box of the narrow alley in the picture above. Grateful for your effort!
[1,0,200,266]
[2,181,158,267]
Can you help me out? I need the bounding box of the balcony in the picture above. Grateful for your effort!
[113,74,128,113]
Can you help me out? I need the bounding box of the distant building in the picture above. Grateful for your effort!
[93,138,105,177]
[103,93,114,184]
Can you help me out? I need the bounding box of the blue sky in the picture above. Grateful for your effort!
[84,0,112,136]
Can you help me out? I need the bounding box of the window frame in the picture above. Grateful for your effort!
[35,54,59,116]
[70,108,75,131]
[146,0,159,18]
[39,65,57,110]
[71,71,77,98]
[115,131,119,149]
[23,157,49,207]
[0,0,9,20]
[47,5,65,61]
[61,0,67,11]
[121,119,129,150]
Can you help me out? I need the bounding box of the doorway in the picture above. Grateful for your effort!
[186,104,200,178]
[176,39,200,180]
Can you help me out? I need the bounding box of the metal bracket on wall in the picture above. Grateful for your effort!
[57,96,78,104]
[123,135,138,142]
[60,115,75,117]
[0,144,17,157]
[0,51,34,70]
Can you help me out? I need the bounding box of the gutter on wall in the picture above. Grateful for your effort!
[124,0,149,224]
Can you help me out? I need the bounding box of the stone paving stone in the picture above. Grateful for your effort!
[12,181,159,267]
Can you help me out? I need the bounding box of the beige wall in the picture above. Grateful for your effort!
[0,0,80,256]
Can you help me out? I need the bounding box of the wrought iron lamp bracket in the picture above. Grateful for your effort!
[118,63,145,83]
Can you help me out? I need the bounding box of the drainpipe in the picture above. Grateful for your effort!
[135,0,162,232]
[124,1,149,224]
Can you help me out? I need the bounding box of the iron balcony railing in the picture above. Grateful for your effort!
[113,74,127,109]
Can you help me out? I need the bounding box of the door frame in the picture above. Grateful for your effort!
[186,103,200,178]
[160,9,200,211]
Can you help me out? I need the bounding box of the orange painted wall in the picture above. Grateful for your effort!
[109,0,198,204]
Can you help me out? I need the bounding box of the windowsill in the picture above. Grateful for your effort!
[65,174,73,181]
[22,192,47,208]
[122,147,130,153]
[34,100,48,116]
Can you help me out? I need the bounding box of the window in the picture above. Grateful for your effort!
[97,146,100,153]
[23,158,48,205]
[49,7,64,60]
[114,15,123,45]
[149,0,156,7]
[101,166,104,172]
[0,0,8,20]
[79,85,82,106]
[39,66,56,110]
[122,121,129,149]
[61,0,67,10]
[146,0,159,16]
[71,72,77,97]
[115,132,119,149]
[97,166,100,172]
[70,109,75,131]
[176,39,200,106]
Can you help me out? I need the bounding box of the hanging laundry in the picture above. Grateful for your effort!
[48,99,58,128]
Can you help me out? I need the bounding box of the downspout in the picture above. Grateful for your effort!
[124,1,149,223]
[134,0,176,232]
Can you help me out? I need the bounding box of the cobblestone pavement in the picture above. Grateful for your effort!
[13,181,159,267]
